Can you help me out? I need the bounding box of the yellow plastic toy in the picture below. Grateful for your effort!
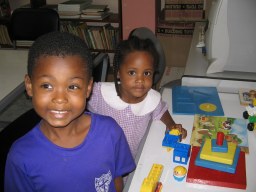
[140,164,163,192]
[200,138,237,165]
[173,166,187,182]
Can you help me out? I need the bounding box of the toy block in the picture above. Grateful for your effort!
[211,139,228,152]
[195,145,240,173]
[173,143,191,165]
[140,164,163,192]
[187,147,246,190]
[200,138,236,165]
[162,134,179,148]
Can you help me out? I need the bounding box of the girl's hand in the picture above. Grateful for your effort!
[166,124,187,140]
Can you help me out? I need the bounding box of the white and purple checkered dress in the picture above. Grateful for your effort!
[87,82,168,158]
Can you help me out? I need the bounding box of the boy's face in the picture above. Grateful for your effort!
[25,55,93,129]
[118,51,154,103]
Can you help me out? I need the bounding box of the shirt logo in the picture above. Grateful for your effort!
[95,170,112,192]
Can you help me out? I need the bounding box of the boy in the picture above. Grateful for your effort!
[4,32,135,192]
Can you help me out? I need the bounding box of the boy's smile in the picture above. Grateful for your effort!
[25,55,93,130]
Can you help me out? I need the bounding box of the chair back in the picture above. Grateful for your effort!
[9,8,59,47]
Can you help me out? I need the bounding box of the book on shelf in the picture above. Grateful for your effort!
[190,114,249,153]
[80,12,111,20]
[0,25,12,46]
[81,4,110,20]
[239,88,256,106]
[58,11,81,19]
[82,4,108,13]
[58,0,92,12]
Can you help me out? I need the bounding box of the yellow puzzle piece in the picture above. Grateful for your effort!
[200,138,237,165]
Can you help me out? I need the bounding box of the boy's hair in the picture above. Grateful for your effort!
[27,31,93,81]
[113,36,159,96]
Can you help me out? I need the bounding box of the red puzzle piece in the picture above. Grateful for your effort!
[186,146,246,189]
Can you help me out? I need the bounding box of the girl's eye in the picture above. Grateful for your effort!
[128,71,136,76]
[144,71,152,76]
[69,85,80,90]
[40,83,52,89]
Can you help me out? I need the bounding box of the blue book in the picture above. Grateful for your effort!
[172,86,224,116]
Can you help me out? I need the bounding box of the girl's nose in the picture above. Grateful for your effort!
[135,75,144,83]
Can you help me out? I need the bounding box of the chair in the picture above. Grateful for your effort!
[0,108,41,191]
[129,27,166,86]
[93,53,110,82]
[9,7,60,48]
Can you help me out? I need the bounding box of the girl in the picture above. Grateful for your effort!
[88,36,187,158]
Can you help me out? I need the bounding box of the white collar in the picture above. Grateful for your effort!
[101,82,161,116]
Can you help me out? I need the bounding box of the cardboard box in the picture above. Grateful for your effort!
[164,0,204,21]
[157,22,194,67]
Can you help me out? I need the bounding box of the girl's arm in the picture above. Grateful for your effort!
[114,176,124,192]
[160,110,187,139]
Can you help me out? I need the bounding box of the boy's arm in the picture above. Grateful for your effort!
[114,176,124,192]
[160,110,187,139]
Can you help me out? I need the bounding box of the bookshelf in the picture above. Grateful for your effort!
[0,0,122,53]
[60,12,121,53]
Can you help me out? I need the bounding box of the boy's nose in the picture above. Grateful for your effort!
[52,90,68,104]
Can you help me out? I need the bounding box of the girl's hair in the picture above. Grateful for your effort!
[27,31,93,81]
[113,36,159,96]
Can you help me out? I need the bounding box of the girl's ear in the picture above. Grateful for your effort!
[24,75,33,97]
[117,71,120,79]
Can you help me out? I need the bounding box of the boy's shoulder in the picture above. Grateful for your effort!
[8,124,40,157]
[90,112,123,133]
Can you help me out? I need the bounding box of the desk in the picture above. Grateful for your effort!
[126,87,256,192]
[0,49,28,112]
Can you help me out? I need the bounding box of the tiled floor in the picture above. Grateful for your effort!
[0,92,33,131]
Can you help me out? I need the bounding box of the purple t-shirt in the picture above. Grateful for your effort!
[5,112,135,192]
[87,82,168,158]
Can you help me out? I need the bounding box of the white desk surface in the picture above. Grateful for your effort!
[0,49,28,112]
[126,87,256,192]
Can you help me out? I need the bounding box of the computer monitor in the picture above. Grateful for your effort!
[205,0,256,74]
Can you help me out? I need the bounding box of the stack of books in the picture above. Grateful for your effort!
[58,0,92,19]
[164,0,204,21]
[81,4,111,20]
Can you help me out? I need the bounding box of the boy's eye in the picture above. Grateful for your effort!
[144,71,152,76]
[40,83,52,89]
[68,85,80,90]
[128,71,136,76]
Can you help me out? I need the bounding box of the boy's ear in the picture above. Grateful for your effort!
[86,78,93,98]
[24,75,33,97]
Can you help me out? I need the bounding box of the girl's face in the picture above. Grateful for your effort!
[25,55,93,130]
[118,51,154,103]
